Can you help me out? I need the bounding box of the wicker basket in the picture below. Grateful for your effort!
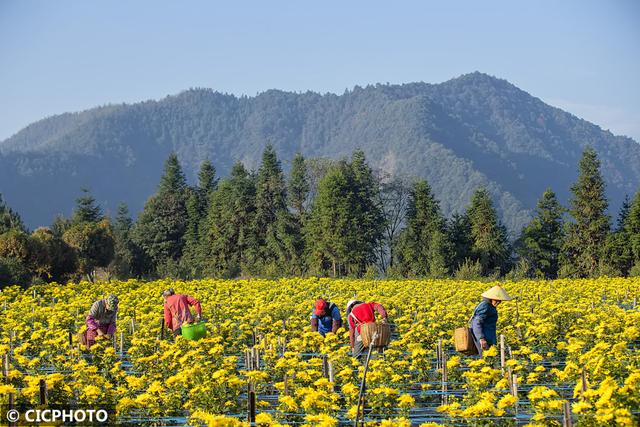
[453,327,478,355]
[360,322,391,348]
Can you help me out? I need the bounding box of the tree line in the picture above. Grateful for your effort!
[1,146,639,286]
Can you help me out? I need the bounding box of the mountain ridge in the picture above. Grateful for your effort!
[1,72,638,232]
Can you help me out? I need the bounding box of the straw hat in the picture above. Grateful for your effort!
[481,286,513,301]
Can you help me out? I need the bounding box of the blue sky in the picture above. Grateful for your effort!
[1,0,639,141]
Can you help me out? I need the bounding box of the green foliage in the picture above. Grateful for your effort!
[448,213,473,271]
[31,227,77,283]
[305,152,384,276]
[71,188,103,225]
[62,219,115,281]
[202,162,256,278]
[132,153,189,276]
[454,258,483,281]
[626,191,640,265]
[395,180,451,277]
[251,145,290,273]
[158,152,188,196]
[288,152,309,219]
[132,193,186,275]
[0,194,26,234]
[516,189,565,278]
[109,203,138,279]
[560,148,611,278]
[466,188,510,275]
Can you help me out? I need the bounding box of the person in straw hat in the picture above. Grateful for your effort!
[470,285,513,355]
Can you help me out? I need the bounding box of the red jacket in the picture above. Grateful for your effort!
[164,294,202,331]
[348,302,387,347]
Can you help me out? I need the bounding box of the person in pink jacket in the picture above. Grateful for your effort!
[163,288,202,336]
[84,295,118,349]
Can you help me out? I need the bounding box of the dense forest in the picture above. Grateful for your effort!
[2,72,639,234]
[1,146,639,286]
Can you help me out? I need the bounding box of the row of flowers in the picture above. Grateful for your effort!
[0,277,638,426]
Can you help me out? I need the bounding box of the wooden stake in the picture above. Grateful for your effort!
[500,334,506,375]
[247,383,256,423]
[159,319,165,340]
[283,374,289,395]
[120,332,124,356]
[2,354,9,379]
[39,379,48,404]
[581,367,587,395]
[562,401,573,427]
[322,354,328,378]
[68,330,73,348]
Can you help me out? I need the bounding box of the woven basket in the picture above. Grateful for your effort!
[453,327,478,355]
[360,322,391,348]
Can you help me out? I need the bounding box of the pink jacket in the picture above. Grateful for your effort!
[164,294,202,331]
[86,298,117,335]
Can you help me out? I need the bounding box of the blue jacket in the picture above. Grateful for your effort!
[470,299,498,346]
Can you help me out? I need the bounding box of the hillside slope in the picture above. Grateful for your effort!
[1,72,638,232]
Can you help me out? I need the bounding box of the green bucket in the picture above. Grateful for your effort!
[181,321,207,340]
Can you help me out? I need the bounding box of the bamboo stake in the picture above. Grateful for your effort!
[328,360,335,388]
[441,345,448,405]
[354,332,378,427]
[120,331,125,356]
[8,393,16,427]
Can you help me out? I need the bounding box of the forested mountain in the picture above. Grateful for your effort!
[1,72,639,232]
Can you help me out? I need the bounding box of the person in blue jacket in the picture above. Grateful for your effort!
[310,298,342,336]
[471,285,513,355]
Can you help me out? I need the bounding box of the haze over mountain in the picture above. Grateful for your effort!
[1,72,639,233]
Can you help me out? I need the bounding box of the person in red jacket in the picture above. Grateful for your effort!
[163,289,202,336]
[346,299,387,357]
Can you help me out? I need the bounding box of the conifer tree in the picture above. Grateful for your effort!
[395,180,450,277]
[132,153,188,276]
[202,162,256,277]
[626,190,640,275]
[560,147,610,278]
[288,152,309,219]
[448,213,473,272]
[71,188,102,224]
[158,152,187,196]
[466,188,510,275]
[305,153,383,276]
[0,194,26,234]
[251,145,288,273]
[516,189,564,278]
[109,203,136,279]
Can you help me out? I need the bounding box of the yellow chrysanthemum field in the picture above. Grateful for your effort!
[0,278,639,426]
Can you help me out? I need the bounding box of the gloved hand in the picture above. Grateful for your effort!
[480,339,489,350]
[195,314,202,322]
